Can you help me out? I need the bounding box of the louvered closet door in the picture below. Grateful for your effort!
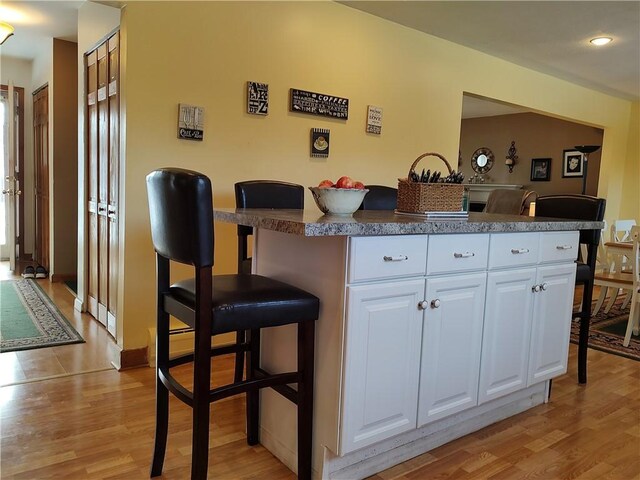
[106,33,119,337]
[86,32,119,336]
[86,50,100,322]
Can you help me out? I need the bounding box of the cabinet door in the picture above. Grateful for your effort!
[418,273,486,426]
[528,263,577,385]
[479,268,536,403]
[340,280,424,454]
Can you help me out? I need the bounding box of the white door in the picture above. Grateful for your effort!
[479,268,536,403]
[1,85,18,270]
[418,272,486,426]
[528,263,577,385]
[340,279,424,454]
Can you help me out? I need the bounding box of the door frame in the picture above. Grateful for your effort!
[1,85,26,262]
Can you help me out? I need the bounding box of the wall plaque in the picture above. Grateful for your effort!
[290,88,349,119]
[311,128,330,158]
[366,105,383,134]
[178,103,204,141]
[247,81,269,115]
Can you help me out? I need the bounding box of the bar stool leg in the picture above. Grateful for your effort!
[234,330,246,382]
[246,329,261,446]
[578,279,594,384]
[150,316,170,477]
[297,321,315,480]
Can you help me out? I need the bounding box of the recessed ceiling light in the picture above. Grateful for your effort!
[590,37,612,46]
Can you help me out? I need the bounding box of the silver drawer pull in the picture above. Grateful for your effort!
[453,252,475,258]
[511,248,530,254]
[556,245,573,250]
[383,255,408,262]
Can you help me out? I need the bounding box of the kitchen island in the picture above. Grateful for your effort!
[213,209,602,480]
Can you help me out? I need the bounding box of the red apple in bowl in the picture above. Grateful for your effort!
[335,176,354,189]
[353,181,365,190]
[318,179,334,188]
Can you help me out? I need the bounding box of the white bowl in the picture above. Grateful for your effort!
[309,187,369,215]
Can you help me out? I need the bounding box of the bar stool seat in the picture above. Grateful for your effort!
[167,274,319,334]
[146,168,319,480]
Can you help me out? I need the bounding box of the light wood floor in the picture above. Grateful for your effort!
[0,262,116,386]
[1,269,639,479]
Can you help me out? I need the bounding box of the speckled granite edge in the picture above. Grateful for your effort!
[214,209,604,237]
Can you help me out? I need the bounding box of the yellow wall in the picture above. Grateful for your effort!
[620,101,639,220]
[117,1,635,350]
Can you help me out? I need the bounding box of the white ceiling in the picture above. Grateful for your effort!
[1,1,638,103]
[341,1,640,101]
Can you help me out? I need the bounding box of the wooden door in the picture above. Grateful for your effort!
[85,32,119,336]
[33,85,49,271]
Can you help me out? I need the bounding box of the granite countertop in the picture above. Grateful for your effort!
[214,208,604,237]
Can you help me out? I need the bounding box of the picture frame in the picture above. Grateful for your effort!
[530,158,551,181]
[562,150,584,177]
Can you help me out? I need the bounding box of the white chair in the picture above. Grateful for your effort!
[622,227,639,346]
[598,220,637,312]
[611,219,637,242]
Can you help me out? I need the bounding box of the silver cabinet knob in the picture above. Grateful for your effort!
[532,284,541,292]
[431,299,441,308]
[418,300,429,310]
[540,283,548,291]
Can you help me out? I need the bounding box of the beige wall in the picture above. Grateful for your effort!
[1,56,34,256]
[52,39,78,277]
[620,102,639,220]
[112,1,635,350]
[460,113,604,196]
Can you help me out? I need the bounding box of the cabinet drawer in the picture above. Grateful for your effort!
[539,231,579,264]
[489,233,540,269]
[348,235,427,283]
[426,234,489,275]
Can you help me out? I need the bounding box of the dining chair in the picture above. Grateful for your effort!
[611,219,637,242]
[147,169,319,479]
[233,180,304,382]
[535,194,606,384]
[484,189,537,215]
[622,227,640,346]
[359,185,398,210]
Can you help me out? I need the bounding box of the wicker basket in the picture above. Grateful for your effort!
[397,152,464,213]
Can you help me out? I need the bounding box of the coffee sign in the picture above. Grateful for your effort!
[290,88,349,119]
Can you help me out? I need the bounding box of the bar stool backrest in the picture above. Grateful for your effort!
[359,185,398,210]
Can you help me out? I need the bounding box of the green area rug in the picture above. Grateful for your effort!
[571,298,639,361]
[0,279,84,353]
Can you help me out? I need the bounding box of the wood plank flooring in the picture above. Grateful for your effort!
[1,267,638,479]
[0,262,116,385]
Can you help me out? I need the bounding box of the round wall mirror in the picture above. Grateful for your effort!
[471,147,494,174]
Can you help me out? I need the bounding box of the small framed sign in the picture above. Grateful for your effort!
[562,149,584,177]
[311,128,330,158]
[290,88,349,119]
[247,81,268,115]
[366,105,382,134]
[178,104,204,141]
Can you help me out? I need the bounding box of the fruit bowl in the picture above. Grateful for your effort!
[309,187,369,216]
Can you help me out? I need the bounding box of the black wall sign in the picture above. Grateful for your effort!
[290,88,349,119]
[247,81,269,115]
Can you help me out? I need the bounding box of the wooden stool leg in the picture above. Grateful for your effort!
[150,352,169,476]
[234,330,245,382]
[297,321,315,480]
[578,280,594,384]
[246,329,261,445]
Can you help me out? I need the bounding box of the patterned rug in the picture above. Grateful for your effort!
[571,298,639,361]
[0,279,84,353]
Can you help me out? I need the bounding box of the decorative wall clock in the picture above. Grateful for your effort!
[471,147,495,174]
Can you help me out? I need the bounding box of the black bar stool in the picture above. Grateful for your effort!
[146,168,319,479]
[233,180,304,382]
[535,194,606,384]
[358,185,398,211]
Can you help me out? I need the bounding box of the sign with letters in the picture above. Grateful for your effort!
[366,105,383,134]
[178,103,204,141]
[290,88,349,119]
[247,81,269,115]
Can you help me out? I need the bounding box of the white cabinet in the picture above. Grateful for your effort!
[480,268,536,403]
[340,279,424,454]
[418,272,486,426]
[528,263,577,384]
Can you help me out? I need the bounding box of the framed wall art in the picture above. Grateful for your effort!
[562,149,584,177]
[530,158,551,181]
[290,88,349,119]
[247,81,268,115]
[311,128,330,158]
